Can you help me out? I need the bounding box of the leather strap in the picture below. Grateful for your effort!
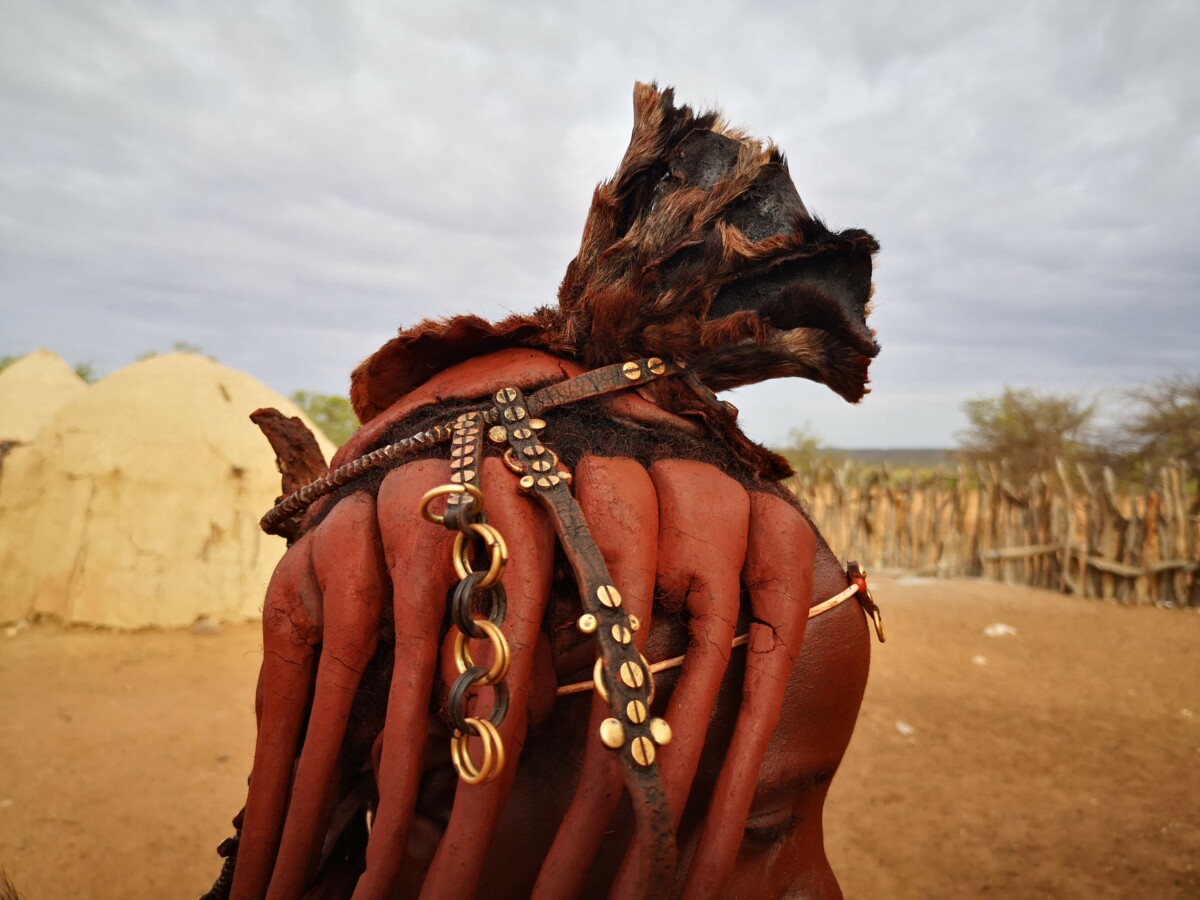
[442,411,485,531]
[259,357,687,536]
[494,385,678,895]
[527,356,687,415]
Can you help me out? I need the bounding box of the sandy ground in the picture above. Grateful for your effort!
[1,578,1198,899]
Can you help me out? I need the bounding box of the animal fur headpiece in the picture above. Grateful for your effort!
[351,83,880,424]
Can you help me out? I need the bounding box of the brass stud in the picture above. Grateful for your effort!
[512,407,527,421]
[450,472,463,483]
[488,425,507,443]
[529,418,547,430]
[649,717,673,746]
[560,471,573,485]
[611,624,632,644]
[456,413,472,423]
[629,614,641,632]
[523,446,542,458]
[519,475,535,491]
[630,736,655,766]
[513,427,532,440]
[450,458,463,470]
[578,613,598,634]
[599,717,626,749]
[622,361,642,381]
[461,469,476,481]
[626,700,647,724]
[531,459,552,472]
[536,476,551,488]
[619,660,645,689]
[597,585,622,608]
[647,357,666,375]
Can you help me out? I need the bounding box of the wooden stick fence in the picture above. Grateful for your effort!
[792,459,1199,607]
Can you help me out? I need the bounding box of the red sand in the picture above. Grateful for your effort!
[1,578,1197,897]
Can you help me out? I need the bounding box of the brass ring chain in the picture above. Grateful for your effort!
[418,411,512,785]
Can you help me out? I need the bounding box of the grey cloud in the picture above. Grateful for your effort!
[2,0,1197,448]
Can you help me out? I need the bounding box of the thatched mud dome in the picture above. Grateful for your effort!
[0,353,335,628]
[0,349,88,444]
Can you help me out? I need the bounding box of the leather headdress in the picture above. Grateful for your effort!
[350,83,880,425]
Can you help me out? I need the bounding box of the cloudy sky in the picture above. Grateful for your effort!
[2,1,1196,448]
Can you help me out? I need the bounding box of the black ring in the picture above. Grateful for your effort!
[450,573,507,638]
[448,667,488,733]
[449,572,487,638]
[485,681,510,728]
[447,668,510,733]
[442,498,481,533]
[479,582,507,627]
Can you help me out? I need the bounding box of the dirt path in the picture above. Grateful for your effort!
[825,579,1200,898]
[2,579,1198,898]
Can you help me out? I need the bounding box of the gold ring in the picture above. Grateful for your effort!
[418,483,484,525]
[502,448,524,474]
[451,717,506,784]
[592,657,609,702]
[454,619,511,686]
[452,522,509,588]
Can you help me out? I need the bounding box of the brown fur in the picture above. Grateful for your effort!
[350,83,879,426]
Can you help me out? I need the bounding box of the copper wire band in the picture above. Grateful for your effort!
[554,582,863,697]
[258,357,686,535]
[495,384,678,892]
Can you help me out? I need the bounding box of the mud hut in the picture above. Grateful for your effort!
[0,349,88,444]
[0,353,336,628]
